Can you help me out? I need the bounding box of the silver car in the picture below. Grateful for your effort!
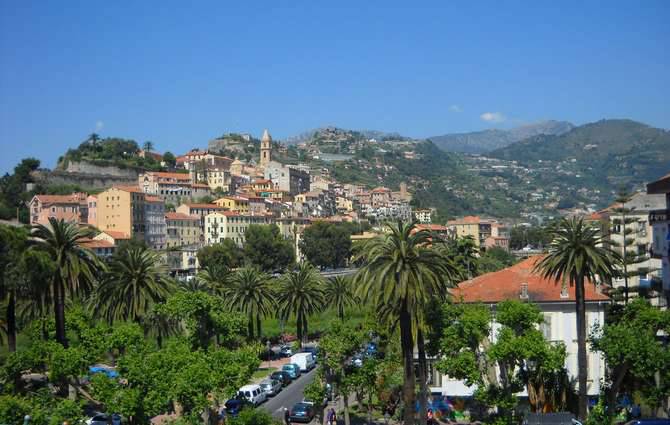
[260,378,282,396]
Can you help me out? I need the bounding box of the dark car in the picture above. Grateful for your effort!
[301,346,319,362]
[270,370,292,387]
[290,402,316,423]
[223,398,253,417]
[624,421,670,425]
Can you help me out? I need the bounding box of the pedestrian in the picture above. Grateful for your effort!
[331,408,337,425]
[284,407,291,425]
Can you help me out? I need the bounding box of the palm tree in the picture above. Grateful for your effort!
[143,141,154,154]
[354,221,456,425]
[324,276,358,321]
[32,218,101,347]
[94,246,175,324]
[534,217,620,420]
[194,263,230,294]
[142,309,181,349]
[277,262,325,344]
[221,266,274,339]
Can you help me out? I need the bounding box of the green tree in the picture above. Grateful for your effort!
[223,266,274,339]
[243,225,295,272]
[535,217,620,420]
[197,239,243,272]
[94,246,175,323]
[354,221,456,425]
[300,221,352,269]
[609,189,652,304]
[277,263,324,344]
[590,299,670,415]
[478,247,517,274]
[162,151,176,167]
[31,218,102,347]
[324,276,357,321]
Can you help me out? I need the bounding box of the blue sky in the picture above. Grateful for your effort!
[1,1,669,173]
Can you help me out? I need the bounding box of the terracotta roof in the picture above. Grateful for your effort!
[646,172,670,195]
[145,195,163,203]
[192,183,210,188]
[165,212,199,220]
[415,224,450,232]
[176,156,186,164]
[80,238,115,249]
[98,230,131,240]
[33,194,81,205]
[218,196,249,202]
[371,187,391,193]
[253,178,272,184]
[452,255,610,303]
[113,186,144,193]
[150,172,191,180]
[448,215,481,225]
[183,203,224,209]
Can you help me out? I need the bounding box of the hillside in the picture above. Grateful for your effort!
[430,120,574,154]
[490,119,670,188]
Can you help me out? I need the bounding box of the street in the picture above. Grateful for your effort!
[262,366,319,422]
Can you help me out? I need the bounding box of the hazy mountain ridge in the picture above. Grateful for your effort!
[429,120,575,154]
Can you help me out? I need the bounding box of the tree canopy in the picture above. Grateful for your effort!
[300,221,353,269]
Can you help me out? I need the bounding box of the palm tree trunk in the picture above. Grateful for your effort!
[257,314,262,340]
[303,314,309,343]
[54,276,68,347]
[339,304,344,321]
[417,329,428,425]
[297,311,303,344]
[575,276,588,420]
[248,312,254,340]
[399,304,416,425]
[7,290,17,352]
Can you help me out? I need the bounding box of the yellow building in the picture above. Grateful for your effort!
[447,216,506,248]
[204,212,271,247]
[165,212,202,248]
[96,186,146,239]
[214,196,250,213]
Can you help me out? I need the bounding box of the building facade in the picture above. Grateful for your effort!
[647,173,670,305]
[204,212,272,247]
[264,161,310,195]
[29,193,88,226]
[165,212,202,248]
[144,195,167,250]
[431,256,609,397]
[96,187,147,239]
[260,129,272,168]
[139,171,194,203]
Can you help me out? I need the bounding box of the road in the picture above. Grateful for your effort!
[262,366,318,421]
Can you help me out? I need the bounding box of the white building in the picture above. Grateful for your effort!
[430,256,609,398]
[414,208,433,224]
[647,173,670,306]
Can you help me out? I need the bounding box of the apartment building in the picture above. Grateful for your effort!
[447,216,509,249]
[139,171,194,203]
[606,192,665,298]
[29,193,88,226]
[165,212,202,248]
[144,195,167,250]
[183,150,233,172]
[264,161,310,195]
[191,168,232,191]
[87,195,98,226]
[96,186,147,240]
[176,202,226,231]
[414,208,433,224]
[647,173,670,305]
[370,187,392,207]
[214,196,250,213]
[204,212,272,247]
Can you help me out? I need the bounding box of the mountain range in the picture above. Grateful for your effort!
[428,120,575,154]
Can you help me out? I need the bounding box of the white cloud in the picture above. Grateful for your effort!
[95,120,104,131]
[449,104,462,113]
[480,112,506,123]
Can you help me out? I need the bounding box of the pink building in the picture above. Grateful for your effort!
[29,193,88,226]
[87,195,98,226]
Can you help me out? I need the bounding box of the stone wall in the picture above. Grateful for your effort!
[33,169,138,189]
[65,161,140,178]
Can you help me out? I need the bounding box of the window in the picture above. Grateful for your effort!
[637,244,646,255]
[541,314,552,340]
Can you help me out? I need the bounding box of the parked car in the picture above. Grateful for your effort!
[270,370,292,387]
[238,384,267,406]
[282,363,301,379]
[279,345,293,357]
[260,378,282,396]
[301,346,319,362]
[89,364,119,379]
[365,342,378,357]
[86,415,110,425]
[289,402,316,423]
[352,354,363,367]
[290,352,316,372]
[223,398,253,417]
[624,421,670,425]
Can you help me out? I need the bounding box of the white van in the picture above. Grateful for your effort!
[238,384,267,406]
[290,352,316,372]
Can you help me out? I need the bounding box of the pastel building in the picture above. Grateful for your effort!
[647,172,670,305]
[29,193,88,226]
[204,212,272,247]
[165,212,202,248]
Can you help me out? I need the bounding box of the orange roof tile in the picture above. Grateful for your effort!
[415,224,450,232]
[33,194,81,205]
[80,238,115,249]
[99,230,131,240]
[145,195,163,203]
[113,186,144,193]
[371,187,391,193]
[192,183,210,188]
[183,203,225,209]
[165,212,199,220]
[452,255,610,303]
[150,172,191,180]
